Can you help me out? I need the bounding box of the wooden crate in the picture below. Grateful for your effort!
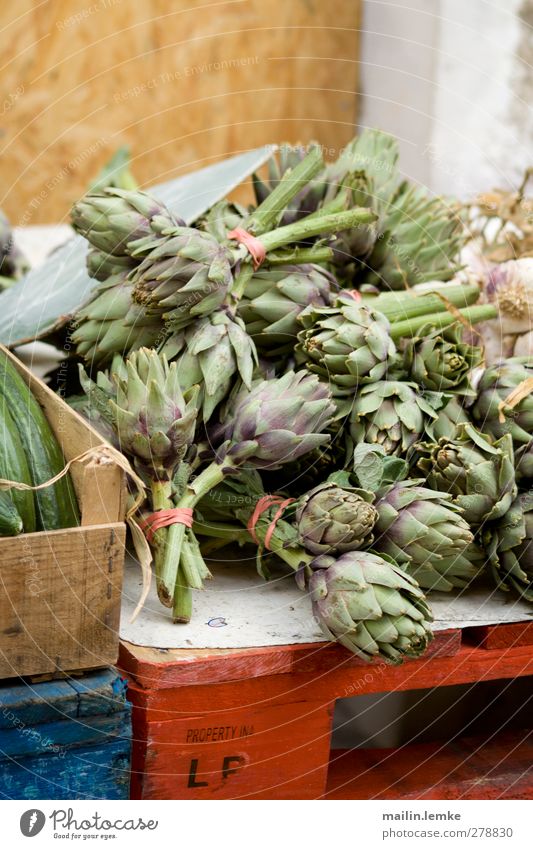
[0,668,132,800]
[0,0,361,224]
[0,346,126,680]
[119,620,533,800]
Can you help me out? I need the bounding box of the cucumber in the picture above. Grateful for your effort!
[0,402,37,532]
[0,490,23,536]
[0,352,80,531]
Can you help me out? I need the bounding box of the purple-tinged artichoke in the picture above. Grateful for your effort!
[212,370,335,470]
[79,347,198,480]
[416,422,517,528]
[295,481,377,554]
[130,227,234,327]
[373,480,480,592]
[71,187,180,257]
[308,550,433,662]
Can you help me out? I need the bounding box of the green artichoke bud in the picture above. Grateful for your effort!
[424,395,470,441]
[79,348,198,479]
[308,550,433,662]
[484,492,533,602]
[212,370,335,469]
[238,264,335,355]
[295,481,377,554]
[350,380,443,456]
[160,310,257,420]
[516,440,533,485]
[71,187,180,256]
[130,227,234,327]
[402,323,482,394]
[296,299,398,400]
[416,422,517,528]
[372,480,481,591]
[72,273,162,366]
[472,357,533,447]
[86,247,137,281]
[360,184,464,290]
[197,199,248,243]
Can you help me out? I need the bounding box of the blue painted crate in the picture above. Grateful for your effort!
[0,669,132,799]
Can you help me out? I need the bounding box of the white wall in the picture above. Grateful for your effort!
[358,0,533,196]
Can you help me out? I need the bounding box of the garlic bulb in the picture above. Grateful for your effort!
[485,258,533,334]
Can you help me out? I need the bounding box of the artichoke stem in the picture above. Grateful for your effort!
[246,145,323,234]
[173,567,192,623]
[260,208,377,254]
[266,246,333,266]
[150,478,174,605]
[389,304,497,341]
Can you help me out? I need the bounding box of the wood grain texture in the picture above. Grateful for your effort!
[118,629,462,690]
[465,620,533,651]
[131,698,334,799]
[0,0,361,223]
[0,523,125,679]
[325,730,533,799]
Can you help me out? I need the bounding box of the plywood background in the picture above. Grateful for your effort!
[0,0,361,225]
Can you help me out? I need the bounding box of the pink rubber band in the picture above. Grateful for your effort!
[227,227,267,270]
[247,495,295,550]
[341,289,362,301]
[140,507,194,544]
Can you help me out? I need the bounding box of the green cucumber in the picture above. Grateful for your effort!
[0,490,23,536]
[0,402,37,532]
[0,352,79,531]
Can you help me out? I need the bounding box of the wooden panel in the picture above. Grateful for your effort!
[126,642,533,719]
[0,523,125,679]
[131,698,334,800]
[326,730,533,799]
[118,629,461,690]
[0,0,361,224]
[465,620,533,651]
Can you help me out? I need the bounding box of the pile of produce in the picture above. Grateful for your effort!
[56,130,532,664]
[0,348,79,535]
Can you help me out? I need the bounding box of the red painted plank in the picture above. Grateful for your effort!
[465,620,533,651]
[325,729,533,799]
[131,699,335,800]
[127,643,533,718]
[118,629,461,691]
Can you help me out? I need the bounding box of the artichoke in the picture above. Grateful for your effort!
[130,227,234,327]
[296,299,398,401]
[72,273,161,365]
[484,493,533,602]
[71,187,180,257]
[160,310,257,420]
[372,480,480,591]
[472,357,533,447]
[424,395,470,441]
[416,422,517,528]
[308,550,433,662]
[238,264,335,355]
[212,370,336,469]
[402,323,482,394]
[295,481,377,554]
[79,347,198,479]
[360,184,464,290]
[516,440,533,486]
[350,380,442,456]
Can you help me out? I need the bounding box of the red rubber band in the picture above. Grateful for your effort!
[247,495,295,550]
[341,289,362,301]
[140,507,194,544]
[227,227,266,270]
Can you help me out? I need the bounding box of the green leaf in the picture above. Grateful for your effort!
[0,146,274,347]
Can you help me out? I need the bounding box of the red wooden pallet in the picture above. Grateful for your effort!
[119,620,533,800]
